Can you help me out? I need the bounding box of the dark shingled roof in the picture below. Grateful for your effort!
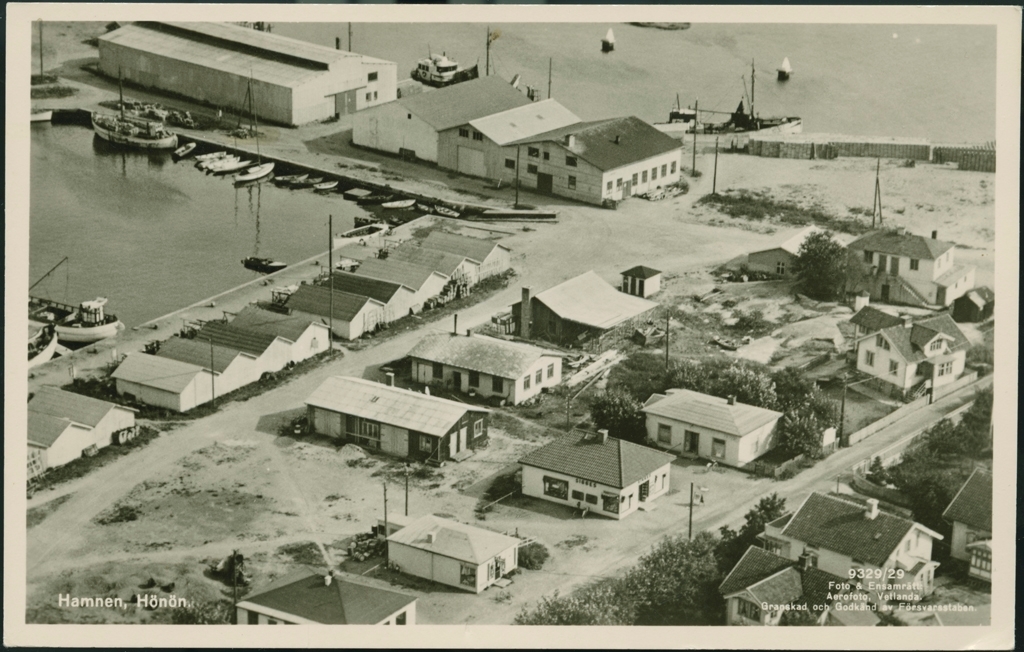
[719,547,859,612]
[781,493,919,567]
[198,321,279,357]
[518,429,674,489]
[511,116,682,172]
[155,337,247,373]
[621,265,662,280]
[868,313,970,364]
[850,306,905,333]
[398,76,532,132]
[29,386,128,428]
[847,230,955,260]
[241,567,416,624]
[407,332,559,380]
[388,246,471,278]
[328,271,406,304]
[286,284,380,322]
[719,546,794,596]
[228,306,320,343]
[942,468,992,532]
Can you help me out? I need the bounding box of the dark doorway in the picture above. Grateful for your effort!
[452,371,462,390]
[881,284,891,302]
[638,480,649,502]
[537,173,553,194]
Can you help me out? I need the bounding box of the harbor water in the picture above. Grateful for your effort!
[29,124,368,327]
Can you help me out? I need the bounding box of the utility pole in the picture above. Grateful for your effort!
[382,482,389,564]
[664,311,670,371]
[404,464,410,516]
[231,548,239,623]
[486,27,491,76]
[328,215,334,357]
[348,23,352,52]
[691,98,698,177]
[514,145,521,207]
[872,158,883,228]
[712,137,720,194]
[208,337,216,408]
[839,375,849,447]
[548,58,552,99]
[688,483,695,540]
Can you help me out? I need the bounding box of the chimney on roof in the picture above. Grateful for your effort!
[598,429,609,444]
[931,230,938,240]
[797,552,813,572]
[521,287,532,339]
[902,314,913,329]
[324,573,333,586]
[386,372,395,387]
[865,497,880,520]
[727,395,736,406]
[564,134,576,148]
[614,135,621,145]
[426,532,436,544]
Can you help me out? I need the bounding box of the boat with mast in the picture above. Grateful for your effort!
[234,72,275,185]
[29,257,124,344]
[91,69,178,150]
[601,28,615,52]
[777,57,793,81]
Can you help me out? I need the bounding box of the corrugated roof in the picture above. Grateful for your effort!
[781,492,919,567]
[198,321,279,357]
[387,246,474,278]
[28,412,84,449]
[751,225,826,257]
[942,468,992,532]
[850,306,905,333]
[407,332,559,381]
[468,99,581,146]
[518,429,674,489]
[387,514,520,564]
[532,271,658,330]
[29,386,128,428]
[306,376,486,437]
[421,231,508,264]
[155,336,248,373]
[640,388,782,437]
[328,271,407,304]
[511,116,682,172]
[847,230,955,260]
[241,567,416,624]
[228,305,321,343]
[111,352,206,394]
[620,265,662,280]
[397,76,532,131]
[286,285,382,322]
[355,258,447,291]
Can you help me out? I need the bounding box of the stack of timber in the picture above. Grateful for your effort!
[932,143,996,172]
[748,133,929,161]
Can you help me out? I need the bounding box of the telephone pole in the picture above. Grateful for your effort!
[691,98,698,177]
[486,27,491,76]
[712,137,720,194]
[382,481,389,564]
[514,145,521,207]
[38,20,44,77]
[548,58,552,99]
[404,464,410,516]
[872,158,883,228]
[231,548,239,623]
[348,23,352,52]
[328,215,334,357]
[664,312,670,371]
[208,337,216,408]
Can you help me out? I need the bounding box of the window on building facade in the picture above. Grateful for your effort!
[642,170,648,183]
[368,72,378,82]
[938,361,954,376]
[527,164,538,174]
[473,131,483,141]
[358,421,381,448]
[585,494,598,505]
[505,158,516,170]
[460,564,476,587]
[661,164,667,177]
[536,370,543,385]
[776,262,786,275]
[420,437,433,453]
[737,598,762,621]
[474,419,483,437]
[910,259,920,271]
[566,156,578,167]
[865,350,875,366]
[469,371,480,387]
[632,172,639,185]
[929,340,943,352]
[492,376,503,393]
[543,476,569,499]
[889,359,899,375]
[407,113,413,120]
[864,250,874,263]
[712,438,726,459]
[651,167,658,180]
[971,550,991,572]
[547,363,555,378]
[543,151,550,161]
[571,489,584,501]
[607,180,613,191]
[616,178,623,188]
[459,127,469,138]
[528,147,540,158]
[602,494,619,513]
[657,423,672,444]
[670,161,677,174]
[365,93,372,102]
[396,611,407,625]
[247,610,259,625]
[523,374,531,390]
[432,362,443,378]
[268,618,278,625]
[568,176,577,190]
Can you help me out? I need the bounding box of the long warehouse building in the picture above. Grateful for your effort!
[98,21,397,126]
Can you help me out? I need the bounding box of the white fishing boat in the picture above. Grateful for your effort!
[274,173,307,186]
[210,159,253,174]
[333,223,390,249]
[434,205,460,218]
[196,151,228,162]
[173,142,197,159]
[28,323,59,368]
[31,109,53,123]
[381,198,415,209]
[601,28,615,52]
[313,180,339,192]
[411,53,480,88]
[92,71,177,150]
[777,57,793,81]
[235,162,275,184]
[200,155,239,171]
[30,296,124,344]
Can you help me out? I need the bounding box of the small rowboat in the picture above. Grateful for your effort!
[381,198,415,209]
[211,159,254,175]
[291,176,323,188]
[712,336,738,351]
[415,202,434,213]
[173,142,197,159]
[434,205,460,218]
[200,155,239,171]
[196,151,228,162]
[274,173,307,186]
[235,162,275,184]
[356,194,393,205]
[31,109,53,123]
[313,180,339,192]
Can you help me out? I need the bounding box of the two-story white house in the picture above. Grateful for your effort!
[761,492,943,598]
[851,311,970,397]
[407,331,562,405]
[942,468,992,582]
[846,230,975,307]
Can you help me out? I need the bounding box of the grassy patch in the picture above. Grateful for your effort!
[95,501,142,525]
[27,493,73,528]
[31,85,78,99]
[697,189,870,234]
[31,74,60,85]
[276,541,325,566]
[556,534,593,550]
[29,426,160,494]
[729,309,775,337]
[489,411,551,441]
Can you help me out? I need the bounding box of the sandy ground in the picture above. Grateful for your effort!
[24,24,997,625]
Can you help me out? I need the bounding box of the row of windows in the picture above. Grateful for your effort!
[364,91,378,102]
[523,364,556,389]
[458,128,485,141]
[862,250,921,271]
[543,476,621,513]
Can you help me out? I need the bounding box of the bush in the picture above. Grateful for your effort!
[590,391,647,444]
[171,599,233,624]
[518,542,550,570]
[483,471,521,503]
[95,501,141,525]
[731,309,773,335]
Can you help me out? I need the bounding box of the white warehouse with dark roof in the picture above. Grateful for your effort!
[98,22,397,126]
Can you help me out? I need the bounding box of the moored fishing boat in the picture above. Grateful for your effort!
[234,162,275,184]
[313,180,339,192]
[777,57,793,81]
[356,194,393,205]
[415,202,434,213]
[410,52,480,88]
[434,205,460,218]
[173,142,197,159]
[601,28,615,52]
[274,173,307,186]
[241,257,287,274]
[29,323,59,368]
[29,296,124,344]
[199,155,239,171]
[210,159,254,175]
[195,151,228,162]
[291,176,323,188]
[333,223,390,249]
[92,70,177,150]
[381,198,415,209]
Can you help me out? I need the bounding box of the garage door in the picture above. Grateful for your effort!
[457,147,486,177]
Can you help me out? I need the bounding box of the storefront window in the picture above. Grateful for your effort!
[543,476,569,500]
[460,564,476,587]
[602,493,619,513]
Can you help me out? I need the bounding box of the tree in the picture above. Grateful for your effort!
[779,603,821,626]
[959,387,993,452]
[886,444,969,533]
[866,456,891,486]
[590,391,647,444]
[777,411,826,458]
[607,352,676,401]
[793,230,847,301]
[709,364,779,410]
[715,493,787,572]
[621,531,724,626]
[771,367,816,413]
[513,582,635,626]
[170,599,233,624]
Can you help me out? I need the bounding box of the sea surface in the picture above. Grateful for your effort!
[29,125,367,327]
[28,23,996,327]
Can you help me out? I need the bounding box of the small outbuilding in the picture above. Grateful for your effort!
[407,332,562,405]
[620,265,662,298]
[421,231,512,281]
[746,225,825,277]
[224,306,330,365]
[354,258,450,314]
[155,336,260,396]
[285,284,386,340]
[951,286,994,323]
[519,429,675,519]
[386,514,521,593]
[111,352,214,412]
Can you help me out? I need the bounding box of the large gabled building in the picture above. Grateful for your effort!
[420,231,512,281]
[285,284,387,340]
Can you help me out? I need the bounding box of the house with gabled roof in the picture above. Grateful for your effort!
[236,567,417,625]
[155,336,260,396]
[942,468,992,580]
[620,265,662,298]
[760,492,943,597]
[641,389,783,467]
[386,514,521,593]
[852,311,970,395]
[225,306,330,365]
[327,271,418,323]
[197,321,296,376]
[354,258,449,314]
[718,546,880,626]
[285,284,386,340]
[305,376,489,462]
[407,331,562,405]
[387,244,482,288]
[28,387,137,473]
[747,225,827,277]
[507,115,683,205]
[518,429,674,519]
[352,76,531,163]
[849,305,906,338]
[111,352,214,412]
[846,229,975,307]
[421,231,512,280]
